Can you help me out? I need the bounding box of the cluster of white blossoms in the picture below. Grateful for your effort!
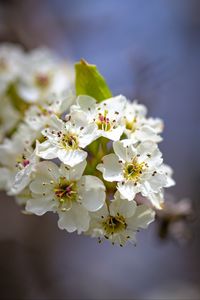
[0,45,176,246]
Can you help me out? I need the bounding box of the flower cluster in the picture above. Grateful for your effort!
[0,44,176,246]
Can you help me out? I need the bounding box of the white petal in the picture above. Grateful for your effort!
[128,205,155,229]
[147,191,164,209]
[137,142,163,167]
[30,179,54,195]
[47,114,65,130]
[26,195,55,216]
[10,169,31,195]
[79,175,106,211]
[60,159,87,181]
[147,117,164,133]
[58,203,90,233]
[99,95,126,114]
[36,140,58,159]
[147,172,168,192]
[34,161,60,181]
[101,126,124,141]
[18,84,40,103]
[57,148,87,166]
[76,95,96,111]
[70,110,89,127]
[79,124,99,147]
[97,153,123,182]
[113,140,136,162]
[135,125,162,142]
[118,181,139,201]
[159,164,175,187]
[110,193,137,218]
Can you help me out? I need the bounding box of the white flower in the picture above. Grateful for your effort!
[26,160,106,233]
[160,164,176,188]
[70,95,126,141]
[97,139,173,209]
[25,105,51,132]
[146,164,175,208]
[123,100,163,143]
[87,192,155,246]
[24,89,75,132]
[13,122,40,146]
[17,48,73,103]
[0,136,38,194]
[10,149,39,195]
[36,115,97,166]
[0,96,20,142]
[0,43,24,94]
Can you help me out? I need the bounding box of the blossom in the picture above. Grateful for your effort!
[0,49,178,246]
[0,43,24,94]
[123,100,163,143]
[10,149,39,195]
[24,89,75,132]
[70,95,126,141]
[26,160,106,233]
[13,122,40,146]
[97,139,174,209]
[17,48,73,103]
[0,136,38,194]
[87,192,155,246]
[36,114,97,166]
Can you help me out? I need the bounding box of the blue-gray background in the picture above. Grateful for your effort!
[0,1,200,299]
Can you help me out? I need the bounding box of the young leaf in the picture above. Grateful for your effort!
[75,59,112,102]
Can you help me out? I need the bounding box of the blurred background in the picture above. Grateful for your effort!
[0,0,200,299]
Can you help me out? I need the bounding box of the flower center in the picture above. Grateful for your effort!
[16,154,30,170]
[103,215,127,236]
[54,178,77,210]
[124,159,145,181]
[96,110,111,131]
[60,133,79,150]
[125,116,137,132]
[35,73,50,89]
[22,159,30,167]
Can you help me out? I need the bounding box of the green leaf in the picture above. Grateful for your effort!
[75,59,112,102]
[7,83,30,114]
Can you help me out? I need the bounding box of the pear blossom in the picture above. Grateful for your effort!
[36,114,98,166]
[10,149,39,195]
[97,140,174,209]
[0,136,38,194]
[13,122,40,146]
[17,48,73,103]
[123,100,163,143]
[87,192,155,246]
[0,43,24,94]
[24,89,75,132]
[160,164,176,188]
[0,49,179,246]
[70,95,126,141]
[26,160,106,233]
